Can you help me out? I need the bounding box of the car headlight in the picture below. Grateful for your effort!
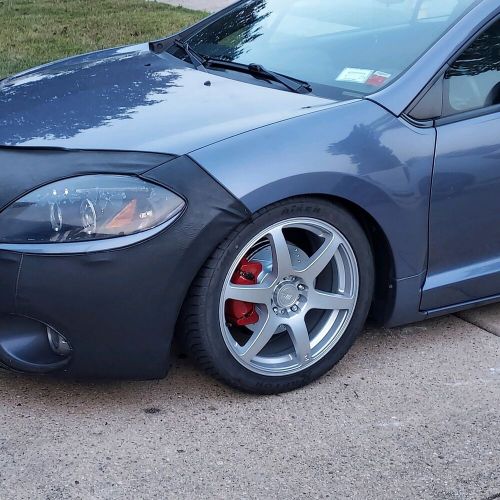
[0,175,185,243]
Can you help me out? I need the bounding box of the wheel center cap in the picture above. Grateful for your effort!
[274,282,300,309]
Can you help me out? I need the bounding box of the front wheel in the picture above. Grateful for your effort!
[181,198,374,394]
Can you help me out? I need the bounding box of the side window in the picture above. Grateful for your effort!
[444,19,500,116]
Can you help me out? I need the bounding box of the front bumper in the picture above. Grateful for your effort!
[0,154,249,378]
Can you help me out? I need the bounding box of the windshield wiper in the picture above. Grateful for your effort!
[204,59,312,94]
[168,42,312,94]
[172,39,208,71]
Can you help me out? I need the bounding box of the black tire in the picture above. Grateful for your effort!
[180,197,374,394]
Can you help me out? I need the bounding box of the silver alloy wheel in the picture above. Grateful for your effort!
[219,217,359,376]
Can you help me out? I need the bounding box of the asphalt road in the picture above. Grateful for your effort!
[0,311,498,499]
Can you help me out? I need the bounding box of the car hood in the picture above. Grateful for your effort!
[0,44,337,155]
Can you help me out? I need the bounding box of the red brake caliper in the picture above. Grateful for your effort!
[225,258,263,327]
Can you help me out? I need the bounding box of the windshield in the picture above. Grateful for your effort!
[187,0,479,98]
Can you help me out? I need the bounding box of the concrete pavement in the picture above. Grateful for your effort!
[0,314,498,499]
[458,303,500,337]
[153,0,233,12]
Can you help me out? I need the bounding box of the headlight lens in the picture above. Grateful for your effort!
[0,175,185,243]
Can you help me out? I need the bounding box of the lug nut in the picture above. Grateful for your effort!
[273,307,279,314]
[291,305,299,312]
[297,284,306,291]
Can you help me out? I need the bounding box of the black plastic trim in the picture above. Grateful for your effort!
[0,147,176,213]
[406,74,444,123]
[404,9,500,126]
[0,155,250,379]
[149,0,247,54]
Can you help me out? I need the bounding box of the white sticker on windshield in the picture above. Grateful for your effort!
[336,68,374,84]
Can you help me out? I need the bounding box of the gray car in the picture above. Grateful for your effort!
[0,0,498,393]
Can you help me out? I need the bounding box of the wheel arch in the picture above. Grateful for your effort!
[312,193,396,325]
[176,190,397,333]
[247,192,397,325]
[226,165,404,320]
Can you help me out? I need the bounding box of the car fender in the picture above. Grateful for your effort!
[190,99,436,281]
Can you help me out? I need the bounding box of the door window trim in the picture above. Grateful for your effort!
[404,10,500,126]
[436,102,500,126]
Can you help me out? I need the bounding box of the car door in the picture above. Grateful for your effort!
[422,17,500,310]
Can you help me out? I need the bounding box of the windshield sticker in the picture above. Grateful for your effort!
[366,71,392,87]
[336,68,374,84]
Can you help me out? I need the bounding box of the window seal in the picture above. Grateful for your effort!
[402,8,500,124]
[435,103,500,126]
